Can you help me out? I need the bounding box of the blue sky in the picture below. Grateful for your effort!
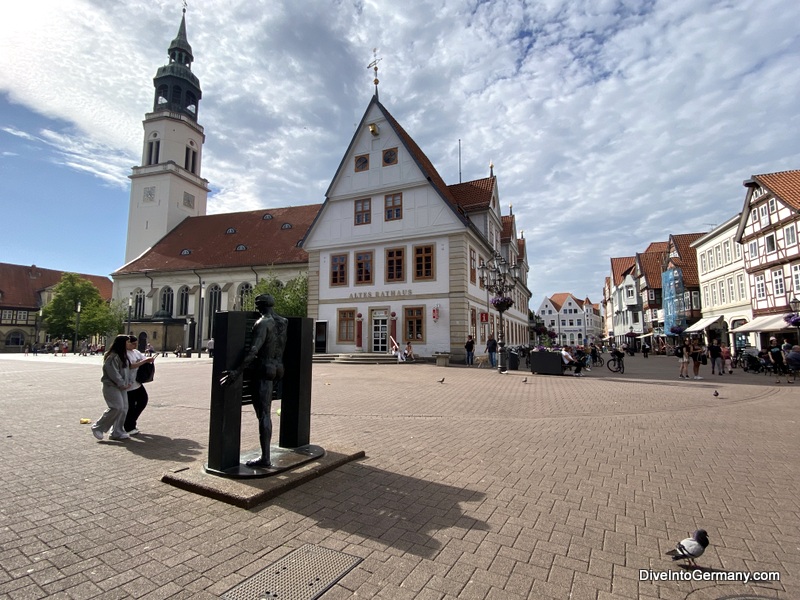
[2,0,800,305]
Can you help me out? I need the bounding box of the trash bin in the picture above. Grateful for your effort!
[508,350,520,371]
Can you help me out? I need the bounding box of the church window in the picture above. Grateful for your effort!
[185,91,197,115]
[160,287,174,316]
[171,85,182,106]
[206,285,222,338]
[156,85,168,105]
[177,286,189,316]
[237,283,253,310]
[134,290,145,319]
[146,140,160,165]
[184,146,197,173]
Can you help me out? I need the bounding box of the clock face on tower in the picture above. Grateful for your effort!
[143,186,155,202]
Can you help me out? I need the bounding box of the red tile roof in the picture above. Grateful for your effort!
[448,177,495,212]
[549,293,583,312]
[115,204,322,275]
[610,256,635,286]
[500,214,515,242]
[668,233,704,286]
[636,251,666,289]
[753,169,800,210]
[643,241,669,253]
[0,263,113,308]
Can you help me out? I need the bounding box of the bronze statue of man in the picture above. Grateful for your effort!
[220,294,288,467]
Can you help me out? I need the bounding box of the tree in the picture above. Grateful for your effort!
[42,273,119,340]
[244,273,308,317]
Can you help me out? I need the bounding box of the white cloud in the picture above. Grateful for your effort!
[2,0,800,302]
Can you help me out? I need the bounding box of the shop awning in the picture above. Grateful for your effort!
[683,315,723,333]
[730,314,792,333]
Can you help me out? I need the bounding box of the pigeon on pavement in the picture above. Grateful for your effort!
[438,377,445,384]
[713,390,719,397]
[665,529,709,566]
[522,377,528,383]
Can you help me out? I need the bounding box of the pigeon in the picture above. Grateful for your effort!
[522,377,528,383]
[438,377,445,384]
[665,529,709,566]
[713,390,719,397]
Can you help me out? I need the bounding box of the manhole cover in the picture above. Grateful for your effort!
[222,544,363,600]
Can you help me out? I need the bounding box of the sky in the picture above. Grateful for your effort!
[2,0,800,307]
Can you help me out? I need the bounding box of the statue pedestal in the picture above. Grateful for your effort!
[204,444,325,479]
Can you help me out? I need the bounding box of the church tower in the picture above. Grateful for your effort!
[124,9,210,263]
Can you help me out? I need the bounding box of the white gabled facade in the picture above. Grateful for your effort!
[535,293,603,347]
[303,96,531,358]
[691,214,755,349]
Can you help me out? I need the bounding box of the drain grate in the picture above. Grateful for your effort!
[223,544,363,600]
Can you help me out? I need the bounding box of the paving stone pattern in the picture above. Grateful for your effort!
[0,352,797,599]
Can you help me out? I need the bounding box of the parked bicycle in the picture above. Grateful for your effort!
[607,350,625,374]
[591,354,605,367]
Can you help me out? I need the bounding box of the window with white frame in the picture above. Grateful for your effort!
[724,240,731,263]
[751,208,758,222]
[701,253,707,273]
[648,289,655,300]
[734,242,742,259]
[692,291,700,309]
[759,205,768,219]
[711,283,717,306]
[785,224,797,246]
[625,287,634,299]
[773,269,785,296]
[718,280,726,304]
[748,241,758,257]
[738,273,746,300]
[755,274,766,300]
[707,250,714,270]
[793,264,800,292]
[765,234,776,253]
[715,245,722,267]
[769,197,776,213]
[703,286,710,307]
[728,277,735,302]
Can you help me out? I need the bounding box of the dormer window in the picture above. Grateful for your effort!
[262,213,273,220]
[226,227,236,234]
[235,244,247,251]
[281,223,293,230]
[180,249,192,255]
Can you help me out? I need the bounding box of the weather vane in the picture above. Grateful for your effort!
[367,48,382,98]
[183,0,188,14]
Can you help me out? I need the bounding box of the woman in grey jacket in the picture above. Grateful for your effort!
[92,335,133,440]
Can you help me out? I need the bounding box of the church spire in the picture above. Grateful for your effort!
[152,7,202,119]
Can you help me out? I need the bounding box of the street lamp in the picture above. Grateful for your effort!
[127,292,133,334]
[73,301,81,354]
[791,296,800,344]
[479,252,522,373]
[34,308,42,350]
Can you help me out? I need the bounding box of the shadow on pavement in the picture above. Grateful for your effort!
[120,433,204,461]
[265,462,488,559]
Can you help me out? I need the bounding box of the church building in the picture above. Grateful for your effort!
[113,10,532,358]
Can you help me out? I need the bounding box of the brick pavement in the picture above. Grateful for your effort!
[0,351,797,599]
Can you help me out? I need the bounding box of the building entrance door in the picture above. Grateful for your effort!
[371,310,388,353]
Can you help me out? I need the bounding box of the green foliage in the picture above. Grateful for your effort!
[244,273,308,317]
[41,273,120,338]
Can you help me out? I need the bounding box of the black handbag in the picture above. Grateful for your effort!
[700,354,708,365]
[136,361,155,383]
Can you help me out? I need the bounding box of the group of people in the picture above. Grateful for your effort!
[464,334,498,367]
[675,336,800,383]
[390,339,415,362]
[91,335,156,441]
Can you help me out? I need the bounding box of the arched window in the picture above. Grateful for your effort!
[207,284,222,338]
[177,286,189,317]
[171,85,182,106]
[237,283,253,310]
[134,290,145,319]
[156,85,168,105]
[185,91,197,114]
[160,286,174,316]
[5,331,25,348]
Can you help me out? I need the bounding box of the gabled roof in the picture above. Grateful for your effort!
[0,263,112,308]
[115,204,322,275]
[666,233,704,286]
[610,256,636,286]
[516,238,527,261]
[643,241,669,253]
[636,251,666,290]
[752,169,800,210]
[448,177,495,212]
[500,214,515,242]
[549,292,583,312]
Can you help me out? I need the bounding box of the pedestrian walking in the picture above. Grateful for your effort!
[485,334,497,368]
[92,335,133,441]
[464,335,475,366]
[125,335,156,435]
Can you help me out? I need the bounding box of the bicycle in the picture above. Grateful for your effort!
[607,354,625,374]
[591,354,604,367]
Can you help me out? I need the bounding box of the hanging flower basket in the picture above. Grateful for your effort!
[491,296,514,312]
[784,313,800,328]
